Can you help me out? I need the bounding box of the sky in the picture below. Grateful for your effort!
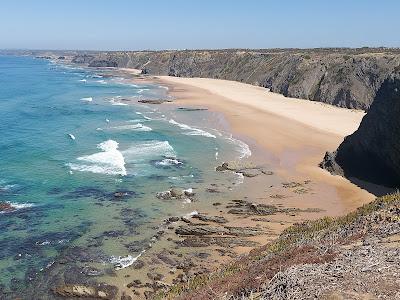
[0,0,399,51]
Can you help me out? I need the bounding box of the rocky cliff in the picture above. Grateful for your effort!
[321,75,400,188]
[72,48,400,110]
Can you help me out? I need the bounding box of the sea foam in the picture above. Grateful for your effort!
[169,119,216,138]
[110,250,145,270]
[110,123,152,132]
[68,140,127,176]
[122,141,176,162]
[226,135,252,159]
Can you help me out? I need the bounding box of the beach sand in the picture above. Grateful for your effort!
[156,76,374,211]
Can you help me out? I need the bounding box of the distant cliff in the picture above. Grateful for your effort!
[321,75,400,188]
[72,48,400,110]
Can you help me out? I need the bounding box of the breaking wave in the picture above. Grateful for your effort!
[169,119,216,138]
[67,140,127,176]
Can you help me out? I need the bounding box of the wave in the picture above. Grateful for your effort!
[80,97,93,102]
[111,123,152,132]
[110,250,145,270]
[0,180,17,192]
[169,119,216,138]
[137,88,150,94]
[67,140,127,176]
[79,79,87,82]
[122,141,176,163]
[97,79,107,84]
[109,97,128,106]
[226,135,252,159]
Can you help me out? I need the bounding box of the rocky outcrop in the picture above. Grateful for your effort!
[88,59,117,67]
[0,201,14,212]
[72,48,400,109]
[321,75,400,188]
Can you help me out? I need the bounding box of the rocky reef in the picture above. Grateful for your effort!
[321,75,400,189]
[72,48,400,109]
[156,193,400,300]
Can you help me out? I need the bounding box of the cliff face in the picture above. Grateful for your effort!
[321,75,400,188]
[72,49,400,110]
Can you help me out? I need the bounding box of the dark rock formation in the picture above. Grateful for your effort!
[71,48,400,109]
[88,59,118,67]
[0,201,14,212]
[138,99,172,104]
[321,75,400,188]
[71,54,95,64]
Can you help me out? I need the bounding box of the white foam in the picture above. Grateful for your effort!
[122,141,176,162]
[0,201,35,214]
[110,250,145,270]
[80,97,93,102]
[111,123,152,132]
[226,135,252,159]
[169,119,216,138]
[97,79,107,84]
[79,79,87,82]
[67,140,127,176]
[185,210,199,218]
[0,180,17,191]
[155,158,182,167]
[109,97,128,106]
[235,172,245,185]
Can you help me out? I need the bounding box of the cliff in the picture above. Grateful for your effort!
[72,48,400,110]
[321,75,400,188]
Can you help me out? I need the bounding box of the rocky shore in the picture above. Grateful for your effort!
[321,74,400,190]
[156,193,400,299]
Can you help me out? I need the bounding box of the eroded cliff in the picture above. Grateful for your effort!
[73,48,400,110]
[321,75,400,188]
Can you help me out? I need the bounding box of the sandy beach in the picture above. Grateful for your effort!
[156,76,375,211]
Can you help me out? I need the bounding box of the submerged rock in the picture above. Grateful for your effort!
[52,284,117,299]
[138,99,172,104]
[156,187,195,200]
[0,202,14,212]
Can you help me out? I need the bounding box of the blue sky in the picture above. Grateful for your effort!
[0,0,399,50]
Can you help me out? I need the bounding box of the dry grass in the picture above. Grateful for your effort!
[154,192,400,300]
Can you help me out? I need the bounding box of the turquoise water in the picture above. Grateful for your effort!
[0,56,248,296]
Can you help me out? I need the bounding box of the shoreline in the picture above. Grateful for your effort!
[153,76,375,212]
[31,62,376,299]
[101,72,378,298]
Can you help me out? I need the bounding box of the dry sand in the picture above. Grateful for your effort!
[156,76,375,211]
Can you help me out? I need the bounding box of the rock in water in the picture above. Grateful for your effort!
[0,202,14,212]
[321,75,400,188]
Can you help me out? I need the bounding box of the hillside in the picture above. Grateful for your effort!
[72,48,400,110]
[154,193,400,300]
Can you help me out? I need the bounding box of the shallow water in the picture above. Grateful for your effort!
[0,56,253,295]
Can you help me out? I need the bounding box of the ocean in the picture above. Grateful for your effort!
[0,55,252,296]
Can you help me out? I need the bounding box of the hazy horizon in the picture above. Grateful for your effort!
[1,0,400,51]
